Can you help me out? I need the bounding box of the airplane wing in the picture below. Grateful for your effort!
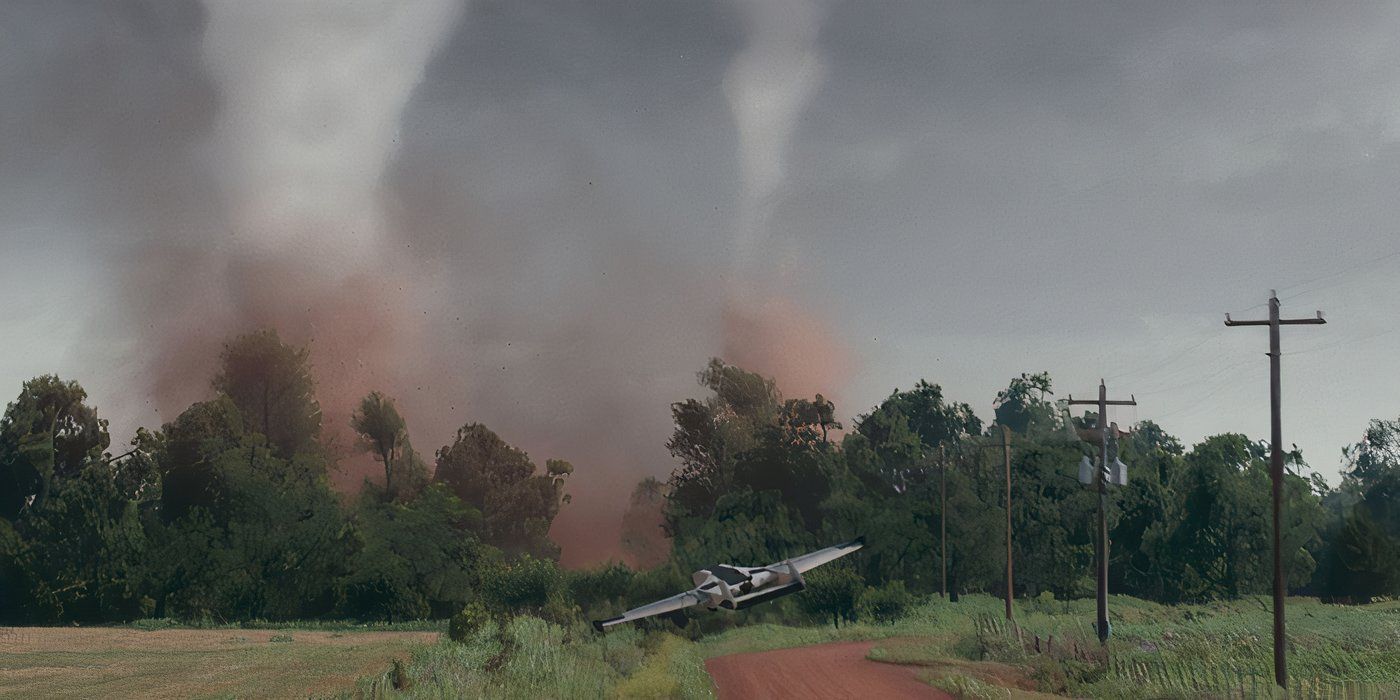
[779,535,865,574]
[592,589,705,632]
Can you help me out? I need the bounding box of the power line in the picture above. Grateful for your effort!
[1134,356,1256,397]
[1276,246,1400,304]
[1103,326,1224,383]
[1288,327,1398,356]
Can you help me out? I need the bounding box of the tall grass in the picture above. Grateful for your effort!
[350,616,715,699]
[349,595,1399,699]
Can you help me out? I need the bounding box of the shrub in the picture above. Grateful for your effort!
[799,566,864,627]
[860,581,914,622]
[566,562,634,615]
[481,556,562,612]
[449,602,491,643]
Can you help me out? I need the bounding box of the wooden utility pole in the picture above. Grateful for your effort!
[1068,381,1135,647]
[957,434,1018,616]
[1225,291,1325,690]
[940,444,948,600]
[1001,426,1014,622]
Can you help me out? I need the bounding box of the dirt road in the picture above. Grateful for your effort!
[705,640,953,699]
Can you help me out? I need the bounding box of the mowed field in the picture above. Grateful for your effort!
[0,626,437,699]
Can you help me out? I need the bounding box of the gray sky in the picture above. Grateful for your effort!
[4,1,1399,564]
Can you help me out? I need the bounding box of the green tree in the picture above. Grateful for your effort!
[350,391,427,500]
[433,424,569,560]
[0,376,110,520]
[12,459,152,622]
[993,372,1055,435]
[145,438,352,620]
[212,329,322,460]
[665,359,780,520]
[1317,417,1400,599]
[153,397,243,522]
[341,484,484,620]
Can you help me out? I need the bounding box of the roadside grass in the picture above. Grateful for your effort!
[325,594,1400,698]
[351,617,714,700]
[865,595,1400,698]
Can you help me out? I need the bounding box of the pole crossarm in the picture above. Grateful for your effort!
[1067,398,1137,406]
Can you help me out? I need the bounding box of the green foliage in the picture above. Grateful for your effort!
[993,372,1055,435]
[212,329,322,461]
[859,580,915,622]
[566,561,635,616]
[2,344,1398,640]
[800,565,864,627]
[478,555,571,623]
[7,460,152,622]
[0,375,109,521]
[350,391,410,499]
[448,601,491,643]
[432,423,568,560]
[341,484,483,621]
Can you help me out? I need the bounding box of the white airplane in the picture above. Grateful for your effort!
[592,536,865,632]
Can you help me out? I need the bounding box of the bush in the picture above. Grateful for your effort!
[799,566,864,627]
[481,556,561,610]
[566,562,634,615]
[449,602,491,643]
[860,581,914,623]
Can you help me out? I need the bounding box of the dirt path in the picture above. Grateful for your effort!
[705,640,953,700]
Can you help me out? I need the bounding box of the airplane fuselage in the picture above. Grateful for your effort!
[691,563,801,610]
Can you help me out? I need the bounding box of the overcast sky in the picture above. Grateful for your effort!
[4,1,1399,565]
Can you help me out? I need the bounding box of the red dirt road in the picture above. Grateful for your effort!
[705,640,953,700]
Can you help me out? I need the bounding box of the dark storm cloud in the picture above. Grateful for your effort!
[5,0,1400,564]
[383,0,749,563]
[0,2,220,245]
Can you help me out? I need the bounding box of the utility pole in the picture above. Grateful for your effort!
[1068,381,1135,647]
[1225,291,1325,690]
[1002,425,1014,623]
[940,444,948,600]
[957,434,1017,617]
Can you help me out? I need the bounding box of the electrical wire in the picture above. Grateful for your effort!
[1287,327,1400,356]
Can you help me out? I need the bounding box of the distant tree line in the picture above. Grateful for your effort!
[0,330,571,624]
[654,361,1400,607]
[1,339,1396,627]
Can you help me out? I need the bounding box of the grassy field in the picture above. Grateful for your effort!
[5,596,1396,698]
[359,595,1400,699]
[0,625,438,699]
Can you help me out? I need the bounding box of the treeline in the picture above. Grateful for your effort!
[650,362,1400,605]
[1,338,1396,627]
[0,330,574,623]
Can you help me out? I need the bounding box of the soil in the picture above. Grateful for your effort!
[705,640,955,700]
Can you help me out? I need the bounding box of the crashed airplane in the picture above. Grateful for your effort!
[592,536,865,631]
